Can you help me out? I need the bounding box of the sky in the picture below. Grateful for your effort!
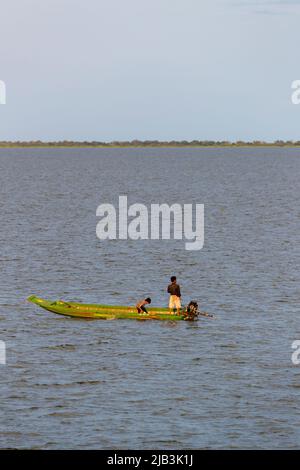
[0,0,300,141]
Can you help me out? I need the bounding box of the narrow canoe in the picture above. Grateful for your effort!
[27,295,189,321]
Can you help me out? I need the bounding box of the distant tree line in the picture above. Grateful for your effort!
[0,140,299,147]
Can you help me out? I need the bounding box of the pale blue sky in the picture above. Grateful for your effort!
[0,0,300,141]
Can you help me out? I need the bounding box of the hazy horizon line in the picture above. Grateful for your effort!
[1,139,300,147]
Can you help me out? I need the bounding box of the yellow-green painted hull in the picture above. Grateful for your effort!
[27,296,187,321]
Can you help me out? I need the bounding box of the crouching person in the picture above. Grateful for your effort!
[136,297,151,314]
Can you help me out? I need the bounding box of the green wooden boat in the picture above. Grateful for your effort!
[27,295,192,321]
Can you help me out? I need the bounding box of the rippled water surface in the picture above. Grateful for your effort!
[1,147,300,449]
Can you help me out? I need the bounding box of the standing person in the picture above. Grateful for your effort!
[167,276,181,315]
[136,297,151,314]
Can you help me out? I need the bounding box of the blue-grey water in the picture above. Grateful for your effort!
[1,147,300,449]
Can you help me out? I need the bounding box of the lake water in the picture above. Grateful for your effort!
[1,147,300,449]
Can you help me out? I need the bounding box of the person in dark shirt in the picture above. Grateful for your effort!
[167,276,181,315]
[136,297,151,314]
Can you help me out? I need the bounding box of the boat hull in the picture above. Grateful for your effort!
[27,296,187,321]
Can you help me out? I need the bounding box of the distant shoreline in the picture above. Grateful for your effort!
[1,140,300,148]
